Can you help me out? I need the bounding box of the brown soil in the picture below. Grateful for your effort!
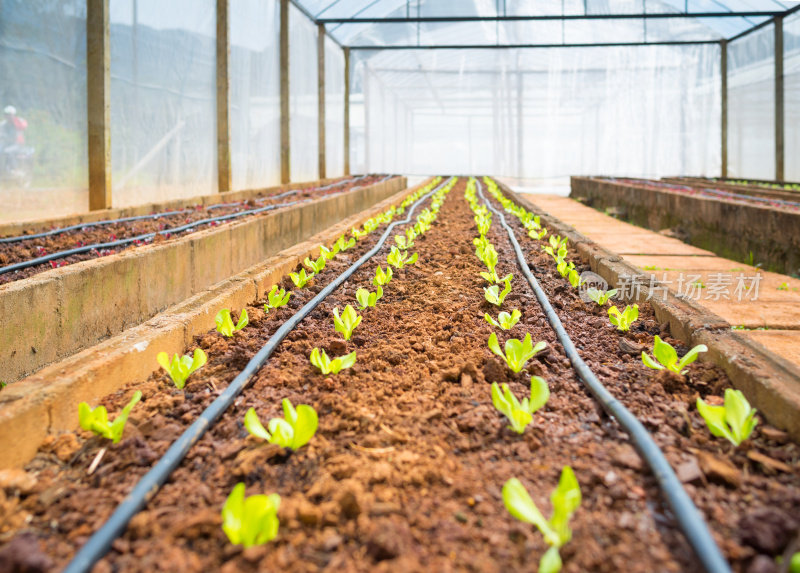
[0,178,798,573]
[0,175,386,285]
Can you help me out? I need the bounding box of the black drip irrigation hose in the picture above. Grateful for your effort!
[475,180,732,573]
[62,177,453,573]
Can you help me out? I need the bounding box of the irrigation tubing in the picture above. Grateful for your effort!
[0,175,372,244]
[475,179,732,573]
[62,177,452,573]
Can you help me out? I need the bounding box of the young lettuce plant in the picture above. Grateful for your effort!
[304,254,326,274]
[529,227,548,241]
[335,235,356,252]
[221,483,280,548]
[373,265,393,287]
[587,288,617,306]
[607,304,638,332]
[567,269,584,289]
[351,226,368,241]
[491,376,550,433]
[290,269,315,288]
[696,388,757,446]
[333,305,362,341]
[484,309,522,330]
[319,245,338,261]
[157,348,207,389]
[309,347,357,375]
[216,308,249,337]
[244,399,318,450]
[484,276,512,307]
[503,467,582,573]
[641,336,708,375]
[356,286,383,310]
[395,234,414,250]
[79,390,142,444]
[387,245,418,269]
[549,234,568,251]
[264,285,291,313]
[488,333,547,373]
[556,259,574,278]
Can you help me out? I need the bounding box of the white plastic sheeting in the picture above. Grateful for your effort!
[728,23,775,180]
[325,36,345,178]
[349,59,367,175]
[290,3,319,182]
[230,0,281,190]
[110,0,217,206]
[0,0,88,220]
[360,44,721,178]
[786,12,800,182]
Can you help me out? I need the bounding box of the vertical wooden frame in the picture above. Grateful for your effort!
[344,47,351,176]
[318,24,326,179]
[721,39,728,179]
[280,0,290,183]
[775,16,784,182]
[216,0,231,192]
[87,0,111,210]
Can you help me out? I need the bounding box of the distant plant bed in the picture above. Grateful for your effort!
[3,176,799,573]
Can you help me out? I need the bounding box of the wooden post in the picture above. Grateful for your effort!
[721,39,728,179]
[317,24,326,179]
[775,16,784,182]
[344,47,351,176]
[87,0,111,210]
[216,0,231,192]
[280,0,290,183]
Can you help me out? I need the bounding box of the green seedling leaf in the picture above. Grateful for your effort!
[567,269,584,289]
[215,308,249,337]
[351,227,368,240]
[355,286,383,310]
[387,245,418,269]
[549,235,567,251]
[696,388,757,446]
[641,335,707,374]
[484,276,513,307]
[319,244,338,261]
[529,227,548,241]
[222,482,280,548]
[484,309,522,330]
[304,254,326,273]
[491,376,549,433]
[244,399,319,450]
[335,235,356,252]
[78,390,142,444]
[309,347,357,375]
[290,268,315,288]
[488,332,547,373]
[373,265,393,287]
[586,288,617,306]
[556,259,574,278]
[333,305,362,341]
[395,234,414,250]
[264,285,291,313]
[157,348,207,389]
[607,304,638,332]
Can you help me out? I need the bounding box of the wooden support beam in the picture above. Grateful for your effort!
[775,16,784,182]
[216,0,231,192]
[318,24,326,179]
[280,0,290,183]
[721,39,727,178]
[87,0,111,210]
[344,47,351,176]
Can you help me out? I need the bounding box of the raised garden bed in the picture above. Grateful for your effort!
[1,177,798,573]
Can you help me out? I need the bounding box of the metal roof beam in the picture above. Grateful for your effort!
[350,40,720,50]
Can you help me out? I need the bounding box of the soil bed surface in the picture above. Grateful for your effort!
[0,175,385,285]
[1,178,798,573]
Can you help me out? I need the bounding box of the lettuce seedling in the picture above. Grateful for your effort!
[473,235,490,260]
[363,217,379,233]
[556,259,573,278]
[488,332,547,373]
[216,308,249,337]
[304,255,326,273]
[641,336,708,375]
[587,288,617,306]
[567,269,584,289]
[395,234,414,250]
[484,309,522,330]
[309,347,357,375]
[503,466,581,573]
[607,304,638,332]
[335,235,356,252]
[290,269,315,288]
[387,245,418,269]
[491,376,550,433]
[405,227,418,245]
[478,243,498,277]
[356,286,383,310]
[373,265,393,287]
[79,390,142,444]
[319,245,337,261]
[351,227,368,240]
[529,227,548,241]
[222,482,280,548]
[484,276,512,307]
[157,348,207,389]
[549,235,567,251]
[264,285,291,313]
[696,388,757,446]
[333,305,362,341]
[244,399,319,450]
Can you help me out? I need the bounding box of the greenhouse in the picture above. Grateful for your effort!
[1,1,800,572]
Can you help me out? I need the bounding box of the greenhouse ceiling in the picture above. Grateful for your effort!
[295,0,798,48]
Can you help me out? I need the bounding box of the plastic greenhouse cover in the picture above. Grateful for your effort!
[290,2,319,182]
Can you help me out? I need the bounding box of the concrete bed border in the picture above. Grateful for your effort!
[0,180,426,469]
[499,182,800,442]
[1,177,406,384]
